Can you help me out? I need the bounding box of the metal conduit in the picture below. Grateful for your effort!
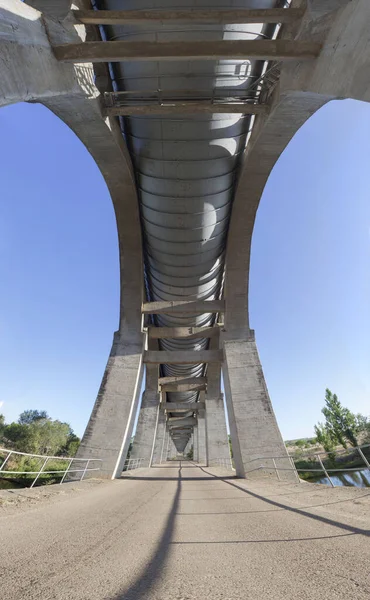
[96,0,282,450]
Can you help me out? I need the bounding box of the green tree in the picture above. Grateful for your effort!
[0,414,5,441]
[314,422,336,455]
[60,432,80,456]
[18,410,48,425]
[321,389,358,447]
[3,422,36,453]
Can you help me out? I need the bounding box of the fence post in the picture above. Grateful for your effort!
[316,454,335,488]
[272,458,280,481]
[289,456,301,483]
[357,447,370,469]
[0,451,12,472]
[60,458,74,484]
[80,459,90,481]
[31,457,49,488]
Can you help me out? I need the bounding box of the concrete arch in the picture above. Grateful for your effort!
[225,0,370,338]
[0,0,144,477]
[222,0,370,478]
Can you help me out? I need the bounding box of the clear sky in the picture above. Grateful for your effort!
[0,99,369,441]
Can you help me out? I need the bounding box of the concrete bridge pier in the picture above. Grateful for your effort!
[151,406,167,465]
[76,329,145,478]
[193,422,199,462]
[222,333,292,480]
[197,405,207,465]
[205,353,230,466]
[130,343,160,466]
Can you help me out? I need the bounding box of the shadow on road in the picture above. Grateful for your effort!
[198,466,370,538]
[114,463,182,599]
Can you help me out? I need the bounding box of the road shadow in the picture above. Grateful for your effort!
[198,466,370,537]
[114,464,183,599]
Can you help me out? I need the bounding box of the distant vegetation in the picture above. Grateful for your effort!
[285,389,370,481]
[0,410,80,487]
[286,389,370,452]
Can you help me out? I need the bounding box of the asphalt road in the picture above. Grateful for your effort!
[1,463,369,599]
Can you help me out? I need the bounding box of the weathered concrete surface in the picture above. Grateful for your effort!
[151,409,167,465]
[223,335,294,480]
[131,341,160,465]
[76,330,144,478]
[205,340,230,466]
[1,465,369,599]
[197,406,207,465]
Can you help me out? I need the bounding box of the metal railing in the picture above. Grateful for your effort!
[0,447,102,488]
[123,458,148,471]
[248,443,370,487]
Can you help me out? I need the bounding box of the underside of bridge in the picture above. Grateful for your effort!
[2,0,369,481]
[77,0,295,476]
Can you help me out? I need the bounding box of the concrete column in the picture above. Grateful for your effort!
[151,406,166,465]
[76,329,144,478]
[130,342,160,465]
[222,333,294,481]
[197,404,207,465]
[205,340,230,465]
[167,438,177,460]
[193,423,199,462]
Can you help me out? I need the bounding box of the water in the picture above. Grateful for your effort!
[311,468,370,488]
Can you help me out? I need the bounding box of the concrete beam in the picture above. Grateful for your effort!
[162,402,205,412]
[144,351,223,365]
[27,0,71,19]
[53,40,321,64]
[161,381,206,392]
[105,103,268,117]
[149,327,219,339]
[73,8,305,25]
[159,376,207,386]
[169,416,197,425]
[142,300,224,315]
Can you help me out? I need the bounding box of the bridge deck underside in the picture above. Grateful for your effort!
[97,0,281,449]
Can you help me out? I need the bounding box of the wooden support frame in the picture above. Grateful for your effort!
[53,40,321,64]
[73,8,305,26]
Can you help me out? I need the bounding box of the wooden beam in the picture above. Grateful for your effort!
[149,327,219,340]
[105,103,267,117]
[162,402,205,412]
[73,8,305,25]
[143,350,223,364]
[54,40,321,64]
[142,300,224,315]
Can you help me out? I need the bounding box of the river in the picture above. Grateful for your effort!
[310,468,370,487]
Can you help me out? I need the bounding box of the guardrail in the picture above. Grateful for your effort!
[0,447,102,488]
[123,458,148,471]
[249,443,370,487]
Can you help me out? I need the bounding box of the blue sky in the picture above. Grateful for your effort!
[0,99,369,440]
